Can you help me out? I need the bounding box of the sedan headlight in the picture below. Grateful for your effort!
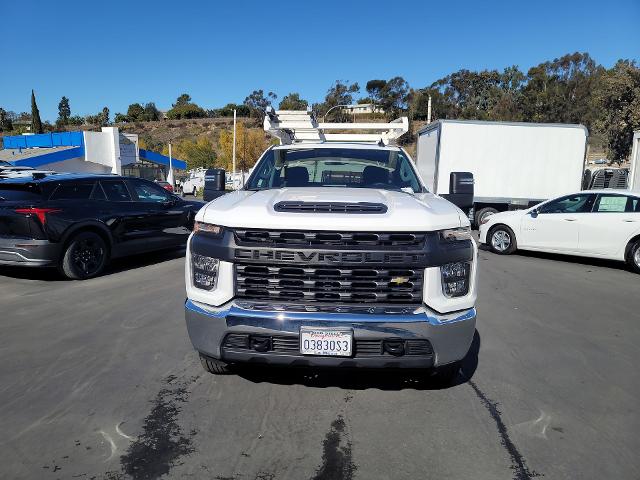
[441,261,471,297]
[439,226,472,242]
[192,253,219,290]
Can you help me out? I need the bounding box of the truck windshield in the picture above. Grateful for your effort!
[245,147,423,192]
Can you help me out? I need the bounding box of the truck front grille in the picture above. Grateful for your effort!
[233,229,426,248]
[235,265,423,304]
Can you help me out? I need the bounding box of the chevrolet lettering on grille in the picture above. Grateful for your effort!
[234,249,427,265]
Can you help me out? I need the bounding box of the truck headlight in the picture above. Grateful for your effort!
[441,261,471,297]
[439,227,472,242]
[192,253,219,290]
[194,222,223,235]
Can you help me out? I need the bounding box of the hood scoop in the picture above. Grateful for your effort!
[274,201,387,214]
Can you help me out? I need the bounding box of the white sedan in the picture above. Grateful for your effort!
[479,190,640,273]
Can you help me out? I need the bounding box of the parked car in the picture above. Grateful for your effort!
[156,180,174,193]
[479,190,640,272]
[0,173,202,279]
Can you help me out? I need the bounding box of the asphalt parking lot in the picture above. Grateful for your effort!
[1,246,639,480]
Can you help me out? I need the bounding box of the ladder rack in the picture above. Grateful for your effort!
[264,108,408,145]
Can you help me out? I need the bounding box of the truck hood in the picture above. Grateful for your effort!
[197,187,465,231]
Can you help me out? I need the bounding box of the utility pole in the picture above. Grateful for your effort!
[232,109,237,187]
[427,95,432,124]
[168,142,174,187]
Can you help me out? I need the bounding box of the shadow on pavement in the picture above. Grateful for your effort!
[0,247,186,281]
[234,330,481,391]
[479,243,632,272]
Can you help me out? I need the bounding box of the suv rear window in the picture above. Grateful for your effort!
[50,182,96,200]
[0,186,42,201]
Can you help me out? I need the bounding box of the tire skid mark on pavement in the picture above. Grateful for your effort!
[118,373,200,480]
[468,380,542,480]
[309,389,357,480]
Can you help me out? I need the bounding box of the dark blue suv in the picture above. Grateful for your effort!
[0,173,202,279]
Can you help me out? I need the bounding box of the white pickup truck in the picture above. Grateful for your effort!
[184,110,478,384]
[181,169,206,196]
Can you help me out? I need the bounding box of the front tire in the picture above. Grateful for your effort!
[488,225,517,255]
[59,231,108,280]
[628,240,640,273]
[431,361,461,386]
[192,187,197,196]
[475,207,499,227]
[199,354,232,375]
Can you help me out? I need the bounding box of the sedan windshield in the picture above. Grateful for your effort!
[245,147,423,192]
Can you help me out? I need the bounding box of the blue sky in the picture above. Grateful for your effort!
[1,0,638,121]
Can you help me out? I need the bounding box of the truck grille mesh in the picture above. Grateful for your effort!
[233,229,426,248]
[235,265,423,304]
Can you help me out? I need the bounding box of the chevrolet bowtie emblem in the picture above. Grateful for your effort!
[390,276,409,285]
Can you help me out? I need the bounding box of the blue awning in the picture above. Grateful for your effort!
[138,149,187,170]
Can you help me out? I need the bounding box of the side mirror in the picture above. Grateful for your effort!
[530,209,538,218]
[443,172,474,210]
[203,168,227,202]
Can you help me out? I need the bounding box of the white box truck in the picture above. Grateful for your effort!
[416,120,588,226]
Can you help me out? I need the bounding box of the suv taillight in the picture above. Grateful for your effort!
[14,207,62,225]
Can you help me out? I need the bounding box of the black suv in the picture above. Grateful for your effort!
[0,173,203,279]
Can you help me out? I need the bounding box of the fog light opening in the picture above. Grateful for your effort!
[383,338,405,356]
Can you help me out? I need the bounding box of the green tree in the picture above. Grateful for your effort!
[166,103,206,119]
[522,52,603,128]
[244,90,277,121]
[114,113,128,123]
[57,96,71,125]
[315,80,360,121]
[0,108,13,132]
[67,115,84,126]
[379,77,411,119]
[30,90,43,134]
[365,79,387,105]
[593,60,640,161]
[142,102,160,121]
[126,103,145,121]
[167,94,205,119]
[278,92,308,110]
[101,107,110,126]
[175,94,192,107]
[179,137,217,170]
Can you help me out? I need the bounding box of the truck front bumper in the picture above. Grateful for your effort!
[185,299,476,369]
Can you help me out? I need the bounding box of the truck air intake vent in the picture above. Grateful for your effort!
[274,201,387,214]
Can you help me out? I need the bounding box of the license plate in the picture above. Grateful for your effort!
[300,328,352,357]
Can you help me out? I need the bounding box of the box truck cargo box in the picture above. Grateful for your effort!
[416,120,588,226]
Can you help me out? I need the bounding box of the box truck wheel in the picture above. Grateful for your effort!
[475,207,498,227]
[488,225,517,255]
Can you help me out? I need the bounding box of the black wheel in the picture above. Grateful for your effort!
[59,231,108,280]
[488,225,517,255]
[628,240,640,274]
[475,207,499,227]
[431,361,461,386]
[200,354,232,375]
[192,187,197,196]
